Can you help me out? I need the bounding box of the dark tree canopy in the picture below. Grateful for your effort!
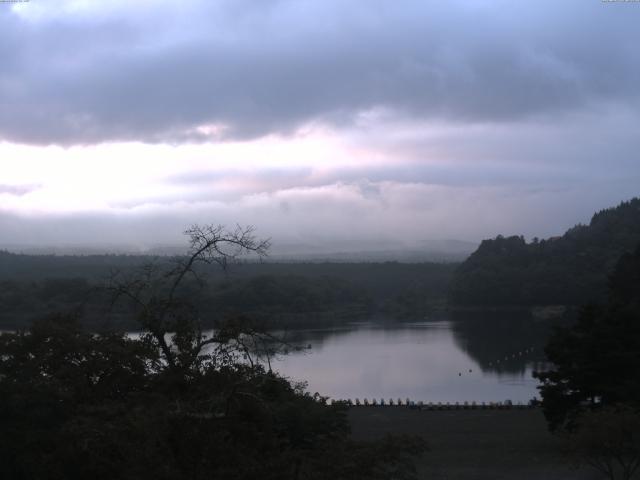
[534,244,640,431]
[450,198,640,307]
[0,225,426,479]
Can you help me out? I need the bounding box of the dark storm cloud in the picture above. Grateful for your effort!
[1,0,639,145]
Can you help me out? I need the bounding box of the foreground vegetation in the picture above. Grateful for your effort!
[0,225,425,480]
[534,244,640,479]
[0,314,427,480]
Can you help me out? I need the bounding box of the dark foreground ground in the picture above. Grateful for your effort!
[349,407,601,480]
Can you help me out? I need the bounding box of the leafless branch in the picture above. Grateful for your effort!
[104,224,271,372]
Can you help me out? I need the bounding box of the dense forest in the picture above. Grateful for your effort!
[535,242,640,431]
[0,253,455,330]
[450,198,640,307]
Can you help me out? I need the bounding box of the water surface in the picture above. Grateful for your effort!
[273,315,550,403]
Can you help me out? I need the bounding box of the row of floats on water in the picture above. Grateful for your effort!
[328,398,539,409]
[487,347,536,367]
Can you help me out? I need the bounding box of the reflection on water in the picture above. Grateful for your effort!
[449,310,552,376]
[273,314,552,403]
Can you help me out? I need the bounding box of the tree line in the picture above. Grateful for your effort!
[0,254,455,330]
[450,198,640,307]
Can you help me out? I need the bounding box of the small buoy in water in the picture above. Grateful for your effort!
[458,372,462,376]
[468,369,472,373]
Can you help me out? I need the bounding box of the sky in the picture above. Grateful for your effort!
[1,0,639,252]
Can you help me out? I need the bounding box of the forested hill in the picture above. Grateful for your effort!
[450,198,640,307]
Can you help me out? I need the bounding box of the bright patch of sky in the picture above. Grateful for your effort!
[1,0,639,250]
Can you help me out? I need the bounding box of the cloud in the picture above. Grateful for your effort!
[0,184,40,196]
[1,0,638,250]
[2,172,639,252]
[1,0,639,145]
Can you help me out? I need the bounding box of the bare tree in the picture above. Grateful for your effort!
[107,224,275,370]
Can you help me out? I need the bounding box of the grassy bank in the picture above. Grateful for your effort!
[349,407,600,480]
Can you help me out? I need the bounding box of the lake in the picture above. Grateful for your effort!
[272,314,552,404]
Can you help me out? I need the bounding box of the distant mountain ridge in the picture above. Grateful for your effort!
[450,198,640,307]
[0,239,477,263]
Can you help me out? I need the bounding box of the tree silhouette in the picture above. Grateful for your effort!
[535,244,640,431]
[0,224,426,479]
[107,224,272,370]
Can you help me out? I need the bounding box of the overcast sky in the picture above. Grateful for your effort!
[1,0,639,251]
